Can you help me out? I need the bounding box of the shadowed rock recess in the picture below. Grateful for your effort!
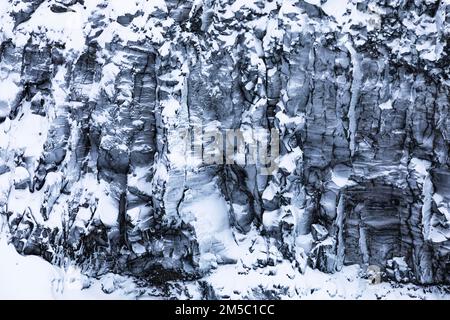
[0,0,450,289]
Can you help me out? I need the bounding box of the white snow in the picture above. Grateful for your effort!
[100,63,121,99]
[107,0,140,18]
[17,3,86,52]
[161,97,181,121]
[262,209,281,231]
[0,234,137,299]
[304,0,380,33]
[180,181,242,270]
[278,147,302,173]
[262,181,279,201]
[331,171,348,188]
[190,195,240,266]
[276,111,305,127]
[7,102,50,158]
[0,77,20,118]
[13,166,29,185]
[0,237,59,299]
[379,99,393,110]
[0,0,449,301]
[409,157,431,184]
[203,248,450,300]
[96,194,119,227]
[158,42,171,57]
[320,0,349,25]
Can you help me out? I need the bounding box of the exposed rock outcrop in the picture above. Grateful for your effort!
[0,0,449,288]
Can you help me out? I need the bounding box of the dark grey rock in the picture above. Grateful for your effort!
[1,0,450,288]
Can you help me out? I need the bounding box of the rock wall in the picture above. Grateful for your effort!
[0,0,449,285]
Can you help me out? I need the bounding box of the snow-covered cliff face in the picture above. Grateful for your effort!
[1,0,450,293]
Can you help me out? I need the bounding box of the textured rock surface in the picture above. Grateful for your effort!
[1,0,450,294]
